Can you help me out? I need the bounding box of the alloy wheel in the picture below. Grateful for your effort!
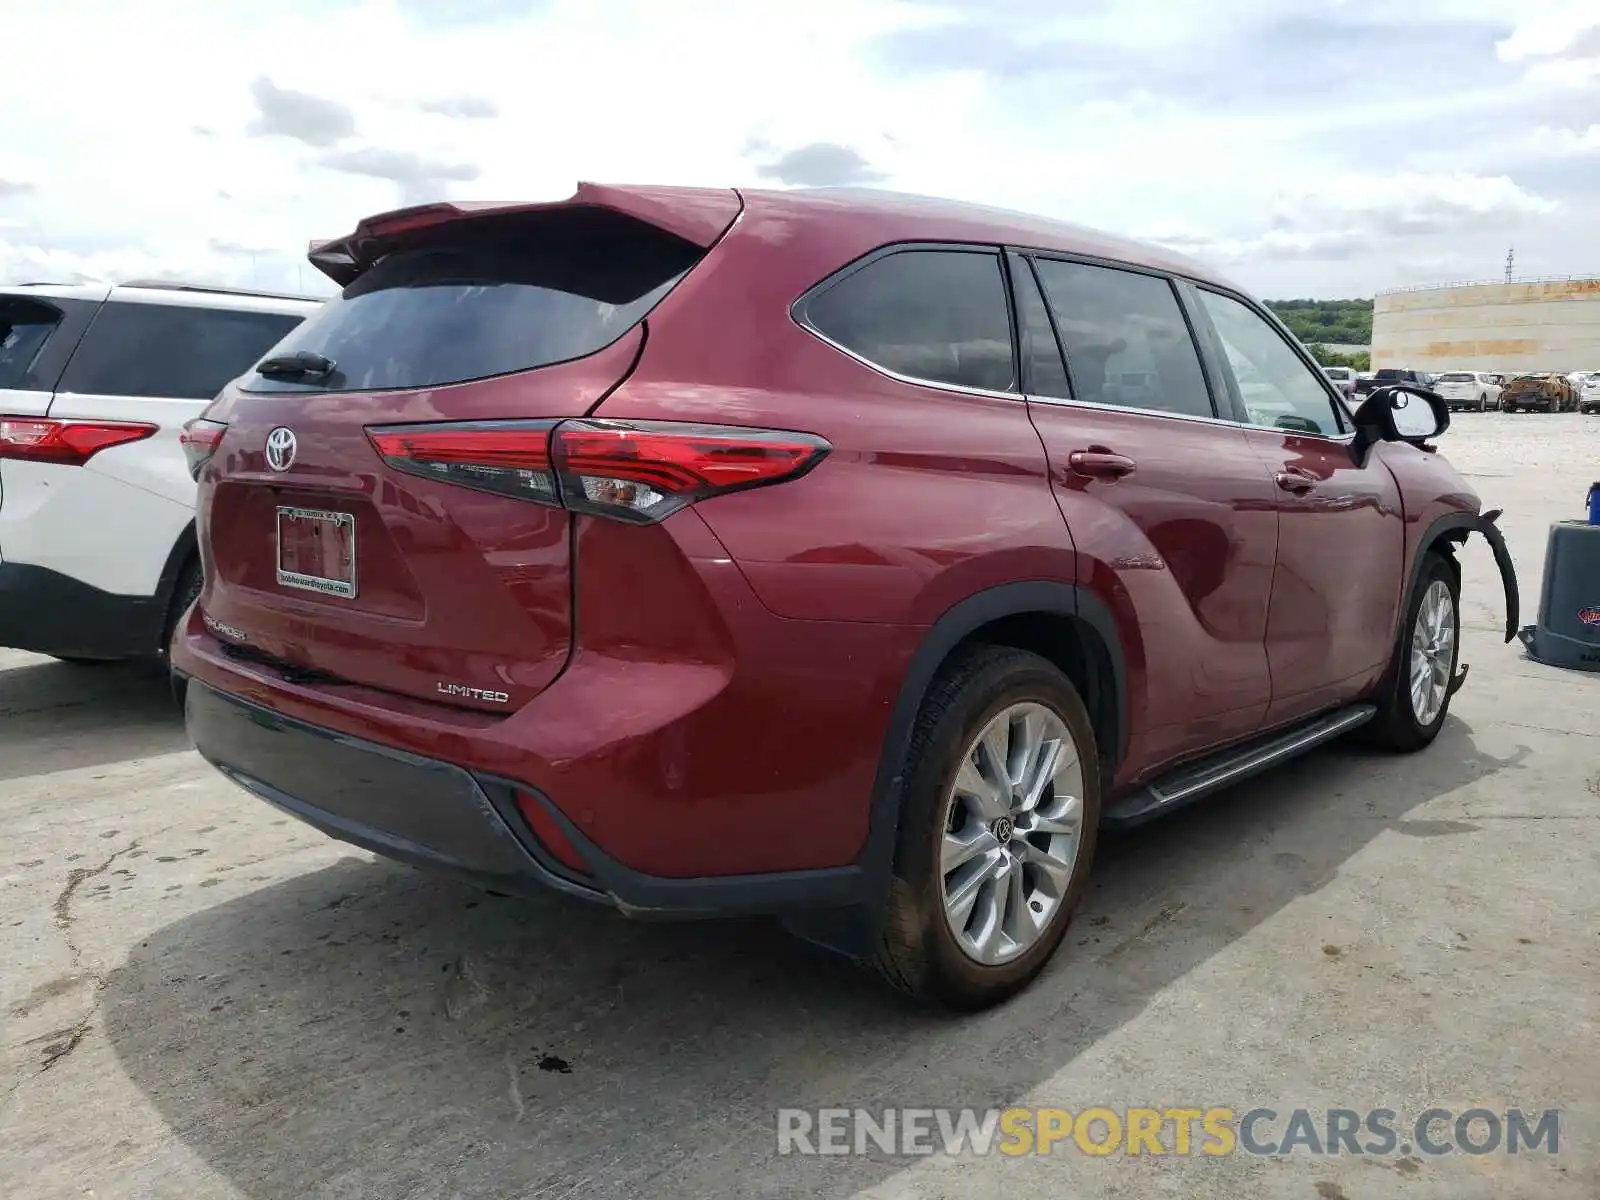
[939,702,1085,965]
[1409,578,1456,726]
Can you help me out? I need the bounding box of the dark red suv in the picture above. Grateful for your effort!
[173,184,1518,1008]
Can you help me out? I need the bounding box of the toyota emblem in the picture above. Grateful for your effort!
[265,427,297,472]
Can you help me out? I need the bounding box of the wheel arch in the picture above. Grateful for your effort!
[857,582,1127,893]
[152,520,199,643]
[1396,512,1519,650]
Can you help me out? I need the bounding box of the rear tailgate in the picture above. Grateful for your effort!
[194,189,739,711]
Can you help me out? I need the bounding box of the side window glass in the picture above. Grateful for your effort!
[1195,290,1343,435]
[59,302,306,401]
[0,299,63,390]
[1010,256,1071,399]
[1032,259,1213,419]
[804,249,1016,393]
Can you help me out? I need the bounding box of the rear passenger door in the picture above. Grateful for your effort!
[1015,253,1280,781]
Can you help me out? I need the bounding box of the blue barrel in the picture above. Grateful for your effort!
[1519,520,1600,670]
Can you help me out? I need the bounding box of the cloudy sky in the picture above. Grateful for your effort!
[1,0,1595,300]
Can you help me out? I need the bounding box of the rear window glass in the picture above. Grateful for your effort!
[243,211,701,394]
[802,248,1017,393]
[0,298,63,390]
[1374,369,1405,380]
[1322,368,1351,379]
[59,302,307,400]
[1438,373,1474,382]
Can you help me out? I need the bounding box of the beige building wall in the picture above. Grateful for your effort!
[1371,278,1600,373]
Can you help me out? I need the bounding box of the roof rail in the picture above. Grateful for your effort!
[116,279,324,303]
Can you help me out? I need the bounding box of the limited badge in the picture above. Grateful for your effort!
[1578,606,1600,627]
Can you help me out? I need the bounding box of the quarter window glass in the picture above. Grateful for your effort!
[1195,289,1343,435]
[1031,260,1213,418]
[805,250,1017,393]
[60,302,306,400]
[0,299,63,390]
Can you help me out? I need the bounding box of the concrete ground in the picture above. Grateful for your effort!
[2,412,1598,1200]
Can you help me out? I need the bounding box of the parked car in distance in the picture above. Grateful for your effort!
[172,184,1518,1009]
[1434,371,1502,412]
[0,281,321,664]
[1354,367,1430,397]
[1501,372,1580,413]
[1321,366,1357,398]
[1580,373,1600,414]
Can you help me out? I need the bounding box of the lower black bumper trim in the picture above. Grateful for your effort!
[0,561,164,659]
[186,681,871,921]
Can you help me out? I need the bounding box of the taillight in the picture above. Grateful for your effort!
[367,420,559,503]
[365,418,829,524]
[179,418,228,480]
[552,419,830,523]
[0,416,158,466]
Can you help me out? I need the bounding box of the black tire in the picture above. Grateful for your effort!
[870,646,1101,1009]
[1477,395,1487,412]
[1364,553,1460,752]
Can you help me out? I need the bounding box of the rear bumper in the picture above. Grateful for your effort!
[0,561,164,659]
[184,678,872,919]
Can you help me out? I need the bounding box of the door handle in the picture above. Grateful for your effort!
[1068,449,1137,479]
[1274,468,1316,494]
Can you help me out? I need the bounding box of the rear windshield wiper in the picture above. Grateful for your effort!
[257,349,336,378]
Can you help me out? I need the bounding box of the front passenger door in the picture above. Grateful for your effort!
[1186,285,1406,728]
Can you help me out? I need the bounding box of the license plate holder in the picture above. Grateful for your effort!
[275,506,356,598]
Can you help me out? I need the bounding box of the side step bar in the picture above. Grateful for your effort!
[1102,703,1376,828]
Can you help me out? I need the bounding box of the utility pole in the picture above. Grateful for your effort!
[1505,246,1514,283]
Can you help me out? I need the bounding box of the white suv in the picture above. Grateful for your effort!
[1433,371,1502,412]
[0,281,321,662]
[1581,372,1600,414]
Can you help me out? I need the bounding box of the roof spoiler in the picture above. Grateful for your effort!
[306,183,743,287]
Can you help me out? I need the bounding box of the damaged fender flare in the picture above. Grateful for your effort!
[1402,510,1520,646]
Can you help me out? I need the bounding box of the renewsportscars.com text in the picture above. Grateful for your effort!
[776,1106,1561,1158]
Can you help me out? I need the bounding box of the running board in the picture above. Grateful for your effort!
[1102,704,1376,828]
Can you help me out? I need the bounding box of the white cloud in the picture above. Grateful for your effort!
[1530,125,1600,155]
[1495,4,1598,60]
[0,0,1592,300]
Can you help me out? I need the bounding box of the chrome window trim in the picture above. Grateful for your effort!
[1025,390,1243,429]
[1025,390,1359,445]
[794,323,1023,402]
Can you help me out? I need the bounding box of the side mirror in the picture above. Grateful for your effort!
[1351,385,1450,461]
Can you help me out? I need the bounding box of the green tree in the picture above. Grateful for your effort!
[1265,299,1373,347]
[1306,344,1371,371]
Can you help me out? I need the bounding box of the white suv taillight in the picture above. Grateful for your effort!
[366,418,830,525]
[0,416,157,465]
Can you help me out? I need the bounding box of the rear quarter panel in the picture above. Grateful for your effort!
[592,217,1077,625]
